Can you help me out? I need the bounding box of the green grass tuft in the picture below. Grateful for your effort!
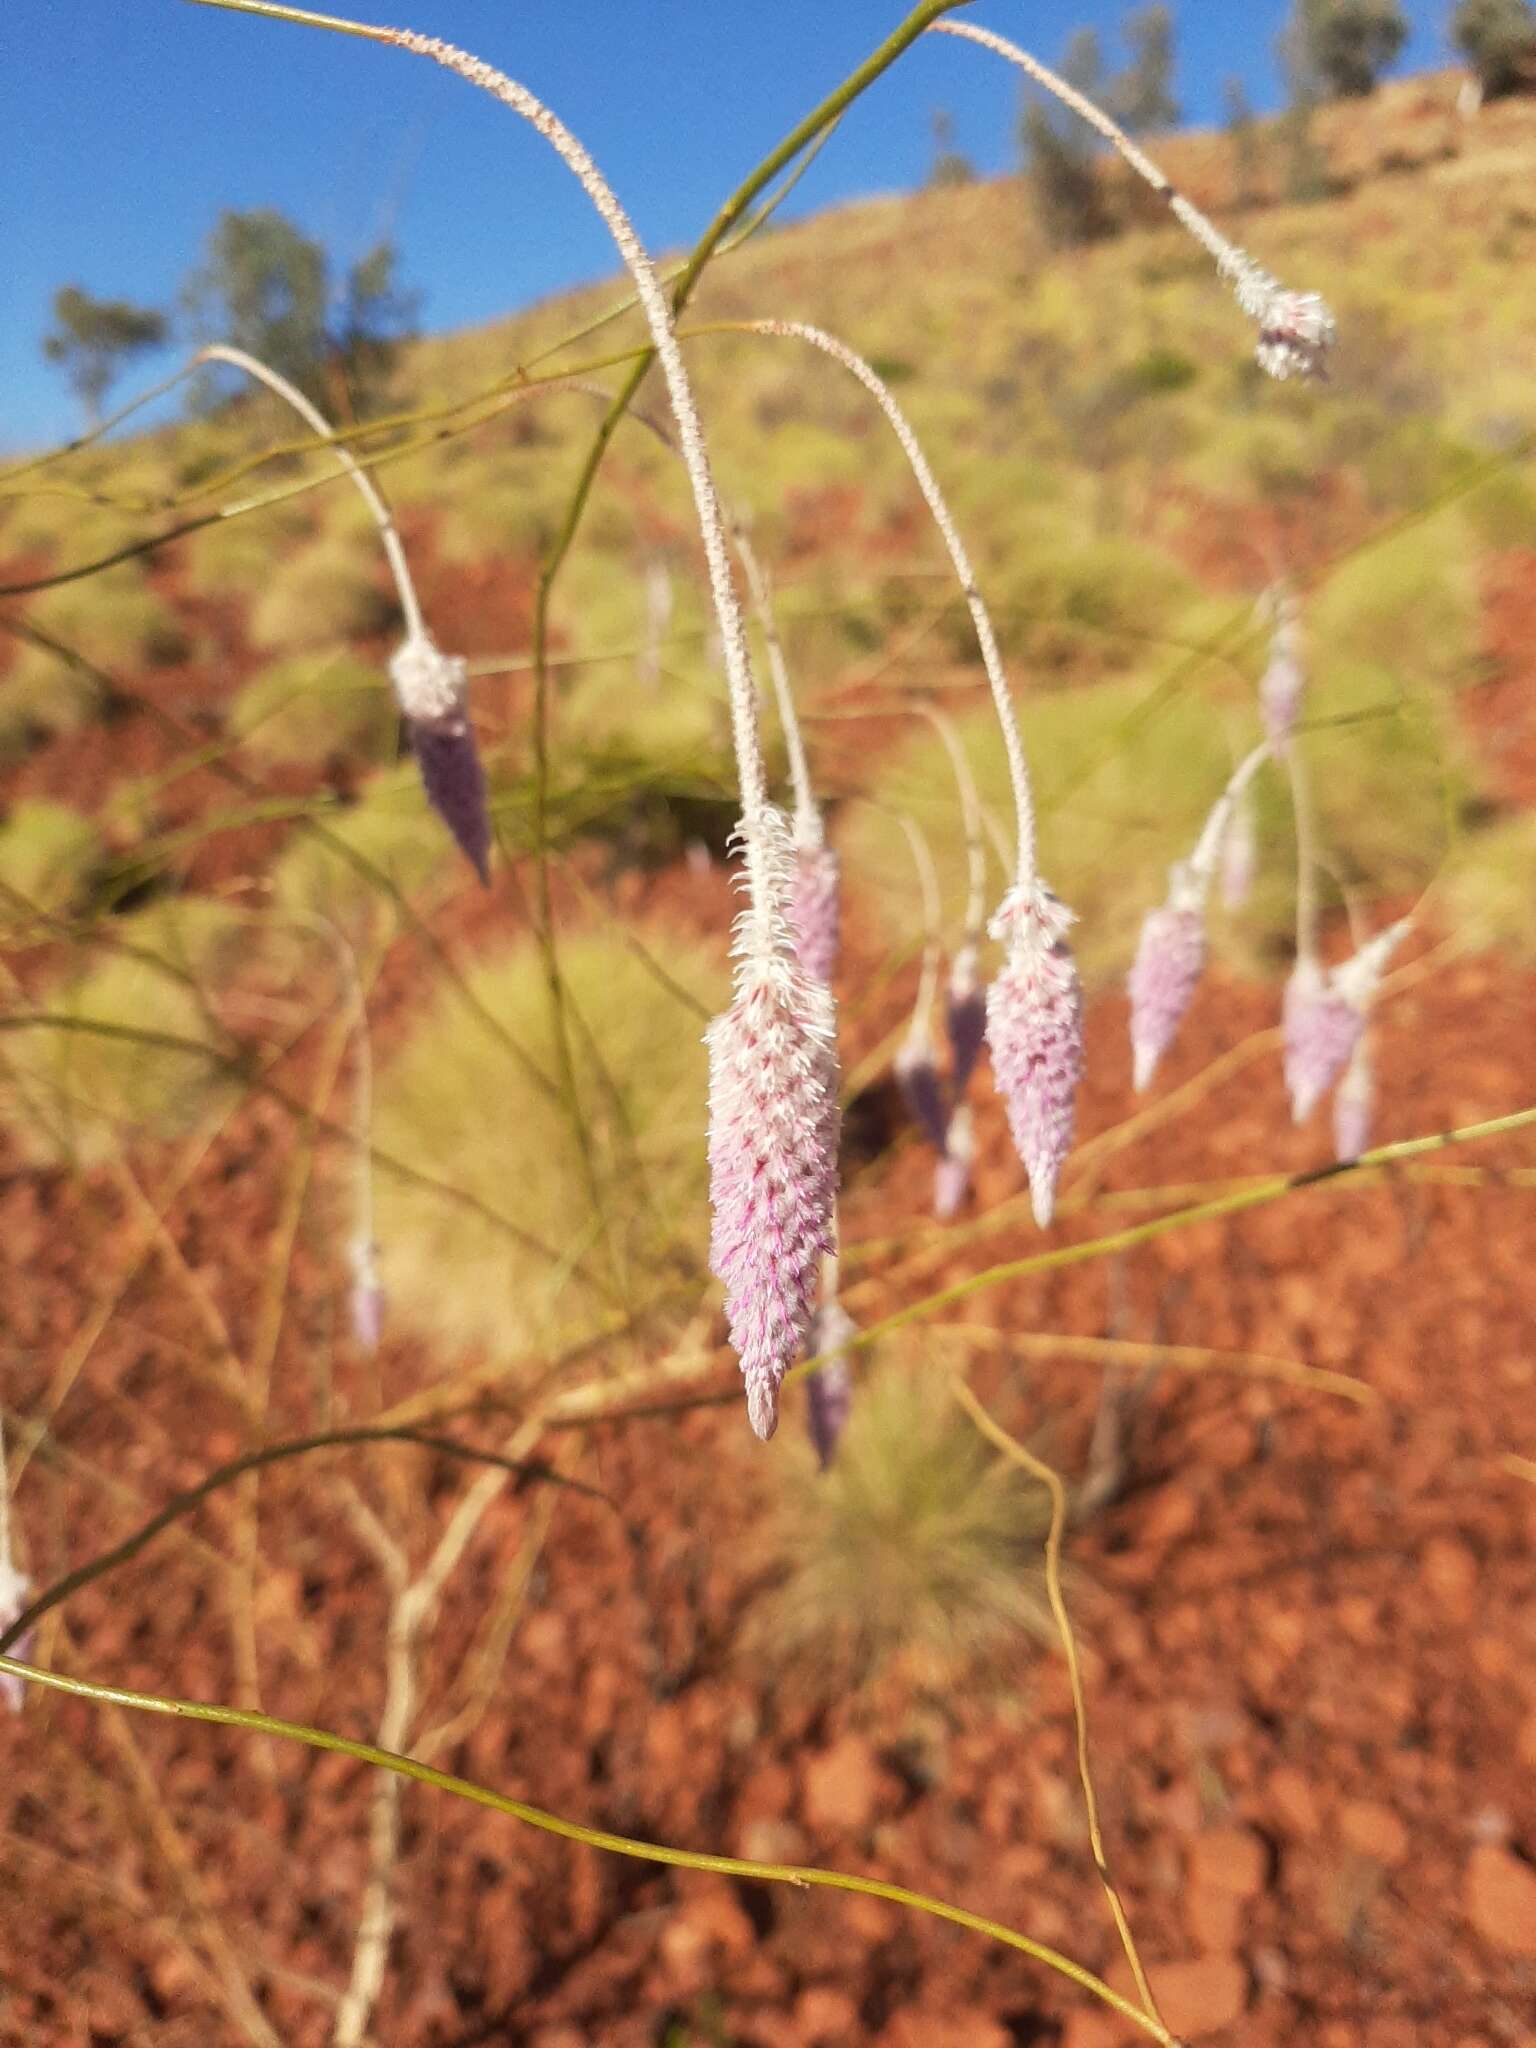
[231,649,394,767]
[371,924,725,1362]
[747,1356,1054,1693]
[0,801,103,923]
[246,535,400,653]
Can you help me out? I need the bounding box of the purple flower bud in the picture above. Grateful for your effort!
[707,923,841,1443]
[985,882,1085,1229]
[896,1028,950,1153]
[944,943,988,1096]
[804,1300,856,1471]
[1220,786,1258,910]
[933,1104,974,1221]
[347,1238,385,1353]
[1127,865,1207,1094]
[390,633,492,885]
[790,841,841,984]
[0,1559,32,1711]
[1333,1040,1374,1163]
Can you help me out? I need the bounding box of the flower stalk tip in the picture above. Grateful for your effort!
[390,632,493,885]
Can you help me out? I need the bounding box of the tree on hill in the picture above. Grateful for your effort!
[1285,0,1409,98]
[1114,4,1180,131]
[1019,27,1115,245]
[41,287,167,426]
[183,209,419,415]
[1453,0,1536,97]
[927,108,977,188]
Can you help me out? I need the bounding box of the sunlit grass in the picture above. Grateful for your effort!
[0,799,103,923]
[747,1354,1054,1694]
[371,923,726,1361]
[231,648,394,766]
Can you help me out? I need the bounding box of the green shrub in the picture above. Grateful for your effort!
[0,801,103,922]
[23,559,189,673]
[370,925,726,1361]
[746,1355,1054,1692]
[246,535,398,652]
[231,649,394,766]
[267,760,456,932]
[0,900,242,1166]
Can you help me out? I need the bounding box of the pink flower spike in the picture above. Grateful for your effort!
[1253,290,1336,384]
[985,882,1085,1229]
[1282,956,1361,1124]
[0,1558,32,1711]
[944,942,988,1096]
[933,1104,975,1221]
[804,1301,856,1471]
[790,841,841,985]
[707,864,841,1441]
[1333,1040,1374,1163]
[1127,865,1207,1094]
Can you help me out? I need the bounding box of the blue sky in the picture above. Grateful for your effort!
[2,1,1454,450]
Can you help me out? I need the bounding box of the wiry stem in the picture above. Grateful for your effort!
[931,19,1335,379]
[895,810,944,1033]
[918,702,987,943]
[1189,742,1271,883]
[378,29,774,933]
[741,320,1037,890]
[196,344,425,642]
[733,517,821,846]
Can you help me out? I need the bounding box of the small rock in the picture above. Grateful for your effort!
[1339,1799,1410,1869]
[1420,1535,1478,1606]
[793,1987,860,2044]
[1465,1842,1536,1955]
[1268,1766,1322,1839]
[1112,1957,1250,2039]
[802,1733,889,1834]
[1187,1824,1270,1899]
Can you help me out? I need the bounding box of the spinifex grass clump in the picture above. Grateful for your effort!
[0,900,243,1167]
[374,925,726,1358]
[750,1353,1053,1693]
[0,800,103,922]
[231,650,395,767]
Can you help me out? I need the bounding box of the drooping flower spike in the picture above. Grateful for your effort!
[987,883,1085,1228]
[1284,920,1408,1125]
[746,322,1080,1228]
[733,519,842,985]
[195,343,494,886]
[931,20,1336,382]
[933,1103,975,1223]
[707,811,841,1440]
[250,19,843,1439]
[1332,1037,1374,1163]
[1128,743,1271,1091]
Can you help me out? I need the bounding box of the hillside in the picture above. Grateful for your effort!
[2,59,1536,2048]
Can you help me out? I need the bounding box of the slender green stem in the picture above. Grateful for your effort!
[0,1427,617,1656]
[0,1654,1162,2036]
